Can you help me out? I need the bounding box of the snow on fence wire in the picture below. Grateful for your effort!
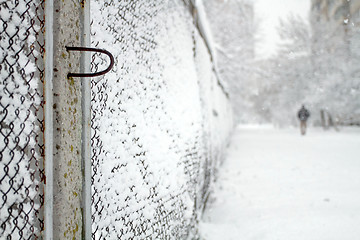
[0,0,233,239]
[90,0,233,239]
[0,0,45,239]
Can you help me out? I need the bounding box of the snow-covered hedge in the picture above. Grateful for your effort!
[90,0,233,238]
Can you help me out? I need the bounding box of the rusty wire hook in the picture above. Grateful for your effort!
[65,46,114,78]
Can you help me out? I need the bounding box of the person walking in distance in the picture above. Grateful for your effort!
[298,105,310,135]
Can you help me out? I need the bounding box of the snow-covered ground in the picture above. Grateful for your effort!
[200,125,360,240]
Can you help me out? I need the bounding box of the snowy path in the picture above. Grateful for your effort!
[200,125,360,240]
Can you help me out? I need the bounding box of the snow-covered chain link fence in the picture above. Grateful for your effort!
[90,1,233,239]
[0,0,233,239]
[0,0,45,239]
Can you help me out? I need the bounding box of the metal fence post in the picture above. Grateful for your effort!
[51,1,83,239]
[44,0,54,239]
[80,1,92,239]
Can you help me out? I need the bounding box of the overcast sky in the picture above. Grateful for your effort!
[253,0,311,59]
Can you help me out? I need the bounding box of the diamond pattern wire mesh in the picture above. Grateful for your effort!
[90,1,190,239]
[88,1,219,238]
[2,1,229,239]
[0,0,45,239]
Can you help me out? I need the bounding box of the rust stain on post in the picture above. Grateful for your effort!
[80,0,86,8]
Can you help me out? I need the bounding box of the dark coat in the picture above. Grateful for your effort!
[298,107,310,121]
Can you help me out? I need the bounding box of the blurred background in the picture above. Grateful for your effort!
[203,0,360,128]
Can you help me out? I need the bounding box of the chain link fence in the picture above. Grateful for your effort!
[90,0,233,239]
[90,1,196,238]
[0,1,233,239]
[0,0,45,239]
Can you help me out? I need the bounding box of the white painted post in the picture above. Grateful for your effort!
[51,1,83,239]
[44,1,91,239]
[80,1,92,239]
[44,0,54,239]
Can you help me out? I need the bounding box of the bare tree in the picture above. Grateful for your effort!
[204,0,258,122]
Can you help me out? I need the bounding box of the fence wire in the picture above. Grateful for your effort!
[88,0,234,239]
[90,1,204,239]
[0,0,45,239]
[1,1,231,239]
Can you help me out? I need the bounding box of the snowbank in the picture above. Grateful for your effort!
[200,126,360,240]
